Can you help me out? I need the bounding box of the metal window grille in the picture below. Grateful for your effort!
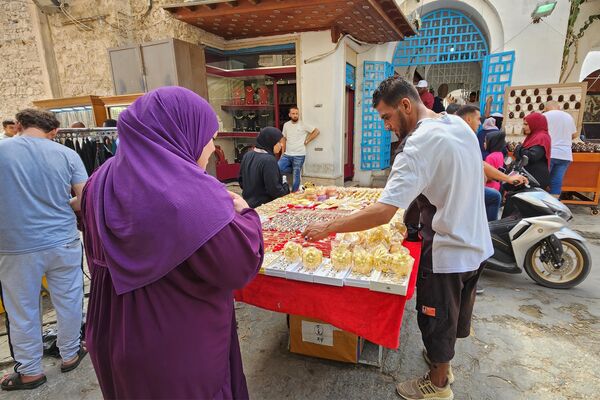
[393,9,489,66]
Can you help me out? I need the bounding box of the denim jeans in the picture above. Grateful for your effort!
[549,158,571,195]
[278,155,305,192]
[0,239,83,375]
[484,187,502,222]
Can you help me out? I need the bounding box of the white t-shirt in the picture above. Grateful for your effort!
[545,110,576,161]
[283,120,314,156]
[378,114,493,274]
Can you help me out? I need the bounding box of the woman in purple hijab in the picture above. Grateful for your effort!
[81,87,263,399]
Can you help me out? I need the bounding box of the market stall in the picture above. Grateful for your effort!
[502,82,600,213]
[234,187,420,362]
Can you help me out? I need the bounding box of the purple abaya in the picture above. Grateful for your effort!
[82,206,263,399]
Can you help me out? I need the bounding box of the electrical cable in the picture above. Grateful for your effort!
[59,3,93,32]
[304,34,374,64]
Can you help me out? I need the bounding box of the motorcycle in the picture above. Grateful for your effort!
[486,156,592,289]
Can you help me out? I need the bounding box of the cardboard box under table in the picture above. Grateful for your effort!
[289,315,364,363]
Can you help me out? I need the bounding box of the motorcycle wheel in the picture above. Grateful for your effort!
[524,238,591,289]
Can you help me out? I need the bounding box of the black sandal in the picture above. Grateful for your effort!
[1,372,47,391]
[61,347,88,373]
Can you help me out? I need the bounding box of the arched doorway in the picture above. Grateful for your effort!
[392,8,514,114]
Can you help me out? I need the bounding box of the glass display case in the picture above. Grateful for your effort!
[207,65,296,182]
[33,95,106,128]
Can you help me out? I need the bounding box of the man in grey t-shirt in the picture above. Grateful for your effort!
[304,77,492,400]
[0,109,88,391]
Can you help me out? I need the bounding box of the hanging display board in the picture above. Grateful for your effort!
[502,82,588,139]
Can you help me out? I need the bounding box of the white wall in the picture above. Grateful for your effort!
[397,0,570,84]
[297,31,347,183]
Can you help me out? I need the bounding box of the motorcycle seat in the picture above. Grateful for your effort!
[489,216,520,236]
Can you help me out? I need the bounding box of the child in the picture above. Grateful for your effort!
[484,130,507,191]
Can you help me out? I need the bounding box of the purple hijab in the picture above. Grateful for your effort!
[85,87,235,295]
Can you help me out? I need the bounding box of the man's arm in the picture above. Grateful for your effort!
[70,182,85,212]
[302,202,398,241]
[304,128,320,146]
[483,161,528,185]
[281,136,287,154]
[572,131,579,140]
[484,96,493,118]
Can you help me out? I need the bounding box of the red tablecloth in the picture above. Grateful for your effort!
[235,241,421,349]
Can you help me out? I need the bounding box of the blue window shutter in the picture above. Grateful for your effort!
[480,51,516,115]
[361,61,393,170]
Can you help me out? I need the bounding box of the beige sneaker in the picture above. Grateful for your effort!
[396,374,454,400]
[422,349,455,384]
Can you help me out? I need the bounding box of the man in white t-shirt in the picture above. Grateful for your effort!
[544,101,578,197]
[303,76,492,400]
[278,106,320,192]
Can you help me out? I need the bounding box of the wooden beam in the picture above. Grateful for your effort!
[226,1,238,6]
[184,5,198,11]
[202,3,216,9]
[366,0,404,39]
[330,26,342,43]
[248,0,260,4]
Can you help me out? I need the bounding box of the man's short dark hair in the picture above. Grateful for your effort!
[469,91,477,97]
[103,119,117,127]
[15,108,60,133]
[456,105,480,117]
[446,103,460,115]
[373,76,421,108]
[289,105,299,111]
[2,119,15,128]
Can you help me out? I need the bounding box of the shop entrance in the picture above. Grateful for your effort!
[392,8,514,114]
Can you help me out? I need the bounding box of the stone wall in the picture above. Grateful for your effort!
[0,1,49,121]
[0,0,220,120]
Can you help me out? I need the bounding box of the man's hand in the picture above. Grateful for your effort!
[228,191,250,213]
[508,174,528,186]
[302,222,331,242]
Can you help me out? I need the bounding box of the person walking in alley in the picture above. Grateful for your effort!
[303,76,493,400]
[278,106,320,192]
[544,101,578,197]
[0,109,88,391]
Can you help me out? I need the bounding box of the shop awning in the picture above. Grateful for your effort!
[163,0,416,43]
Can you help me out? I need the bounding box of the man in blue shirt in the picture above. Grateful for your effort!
[0,109,88,391]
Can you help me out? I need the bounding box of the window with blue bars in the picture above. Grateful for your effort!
[346,63,356,90]
[361,61,393,171]
[393,9,488,66]
[480,51,516,114]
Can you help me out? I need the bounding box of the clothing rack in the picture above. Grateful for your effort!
[54,128,118,175]
[56,127,118,139]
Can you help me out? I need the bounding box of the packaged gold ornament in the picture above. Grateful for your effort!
[389,240,409,254]
[352,246,373,275]
[283,241,302,262]
[367,225,391,247]
[302,247,323,270]
[389,253,413,277]
[390,220,407,236]
[330,241,352,271]
[372,245,391,272]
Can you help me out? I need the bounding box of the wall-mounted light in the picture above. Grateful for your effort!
[531,1,558,23]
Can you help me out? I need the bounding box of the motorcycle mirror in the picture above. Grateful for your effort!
[521,155,529,167]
